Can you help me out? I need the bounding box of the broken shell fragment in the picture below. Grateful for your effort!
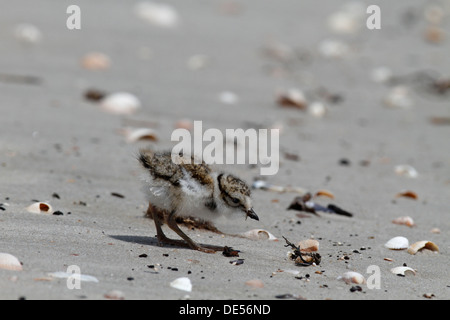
[277,89,307,110]
[170,277,192,292]
[26,202,53,214]
[392,216,415,227]
[245,279,264,288]
[124,128,158,143]
[241,229,277,241]
[314,190,335,199]
[391,266,416,276]
[100,92,141,115]
[134,1,179,28]
[384,236,409,250]
[396,191,418,200]
[394,165,418,178]
[0,253,23,271]
[407,241,439,255]
[81,52,111,70]
[384,86,413,108]
[337,272,366,285]
[297,239,319,252]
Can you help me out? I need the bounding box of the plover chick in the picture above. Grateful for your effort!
[138,150,259,253]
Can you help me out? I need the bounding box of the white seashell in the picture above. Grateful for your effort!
[219,91,238,105]
[394,165,418,178]
[318,39,349,58]
[0,253,23,271]
[26,202,53,214]
[170,277,192,292]
[430,228,441,234]
[297,239,319,252]
[407,241,439,255]
[277,88,308,109]
[392,216,415,227]
[124,128,158,143]
[134,2,179,28]
[391,266,416,276]
[14,23,42,44]
[81,52,111,70]
[100,92,141,115]
[48,272,99,283]
[308,102,327,118]
[241,229,277,241]
[337,271,366,285]
[371,67,393,84]
[384,236,409,250]
[384,86,413,108]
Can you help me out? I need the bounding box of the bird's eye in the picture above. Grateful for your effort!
[232,197,240,204]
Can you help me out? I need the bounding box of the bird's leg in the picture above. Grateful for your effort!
[146,202,187,247]
[166,210,225,253]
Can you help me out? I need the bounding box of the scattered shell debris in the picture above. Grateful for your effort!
[337,271,366,285]
[384,236,409,250]
[407,241,439,255]
[0,253,23,271]
[169,277,192,292]
[122,127,158,143]
[252,180,307,194]
[297,239,319,253]
[391,266,416,276]
[392,216,415,227]
[287,193,353,217]
[283,236,321,267]
[276,88,308,110]
[26,202,53,214]
[241,229,277,241]
[100,92,141,115]
[395,190,418,200]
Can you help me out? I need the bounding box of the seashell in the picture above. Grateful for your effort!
[371,66,393,84]
[100,92,141,115]
[396,190,418,200]
[394,165,418,178]
[297,239,319,252]
[308,102,327,118]
[26,202,53,214]
[391,266,416,276]
[384,236,409,250]
[430,228,440,234]
[241,229,277,241]
[219,91,239,105]
[318,39,350,58]
[134,2,179,28]
[384,86,413,108]
[337,271,366,285]
[48,272,99,283]
[104,290,125,300]
[277,89,307,110]
[170,277,192,292]
[175,119,194,130]
[392,216,415,227]
[81,52,111,70]
[314,189,335,199]
[0,253,23,271]
[407,241,439,255]
[14,23,42,44]
[124,128,158,143]
[245,279,264,288]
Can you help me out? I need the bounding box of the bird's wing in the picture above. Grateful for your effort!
[179,168,211,200]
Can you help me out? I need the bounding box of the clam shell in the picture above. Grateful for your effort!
[391,266,416,276]
[297,239,319,252]
[241,229,277,241]
[407,241,439,255]
[48,272,99,283]
[384,236,409,250]
[337,271,366,285]
[170,277,192,292]
[392,216,415,227]
[26,202,53,214]
[0,253,23,271]
[100,92,141,115]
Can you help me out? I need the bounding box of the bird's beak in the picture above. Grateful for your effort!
[246,208,259,221]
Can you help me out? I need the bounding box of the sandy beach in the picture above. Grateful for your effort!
[0,0,449,301]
